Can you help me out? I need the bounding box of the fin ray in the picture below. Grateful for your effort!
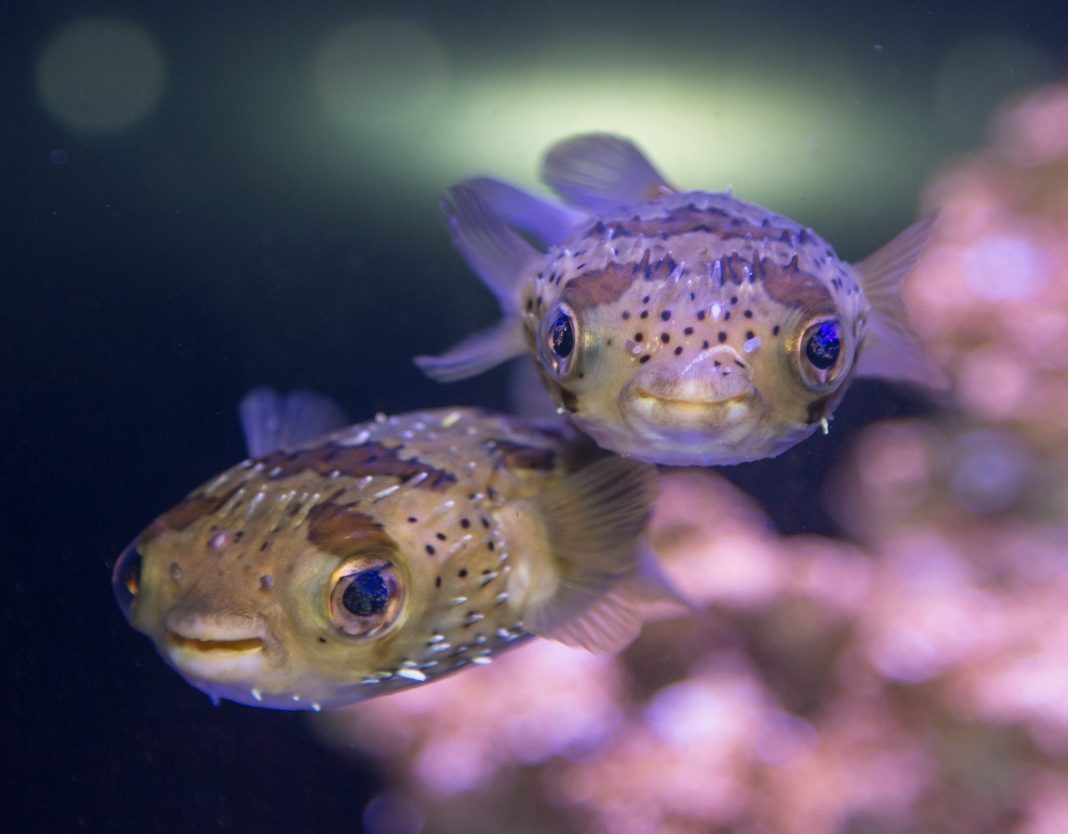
[854,215,949,390]
[524,456,660,653]
[442,184,540,314]
[541,133,676,211]
[462,177,585,248]
[413,318,526,382]
[239,388,348,457]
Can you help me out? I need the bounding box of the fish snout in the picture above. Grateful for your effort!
[632,347,755,406]
[162,610,271,681]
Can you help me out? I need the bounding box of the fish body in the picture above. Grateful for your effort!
[113,391,658,709]
[416,134,944,465]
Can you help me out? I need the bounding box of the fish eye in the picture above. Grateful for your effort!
[112,539,143,621]
[542,303,579,376]
[328,560,401,637]
[798,317,845,388]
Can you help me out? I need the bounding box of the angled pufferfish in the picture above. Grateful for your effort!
[415,133,944,466]
[112,389,659,710]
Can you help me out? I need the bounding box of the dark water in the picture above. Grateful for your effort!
[6,2,1068,831]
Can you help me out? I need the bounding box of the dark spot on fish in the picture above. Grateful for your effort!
[730,296,738,305]
[634,332,643,341]
[481,517,491,529]
[683,326,693,335]
[639,355,651,363]
[487,541,495,551]
[642,295,651,304]
[674,346,683,355]
[407,516,418,523]
[621,310,631,320]
[743,310,753,318]
[640,310,648,319]
[697,310,706,321]
[426,544,436,555]
[702,340,710,349]
[724,311,731,321]
[435,576,442,588]
[306,501,392,559]
[746,331,755,341]
[459,568,468,578]
[661,310,671,321]
[318,637,327,644]
[660,333,670,343]
[461,518,471,529]
[718,332,727,343]
[773,325,781,336]
[436,532,447,541]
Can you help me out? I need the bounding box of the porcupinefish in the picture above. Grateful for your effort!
[415,133,945,466]
[112,389,659,710]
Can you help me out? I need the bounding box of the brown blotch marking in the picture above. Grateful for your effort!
[258,442,456,489]
[489,439,557,472]
[560,261,637,308]
[586,204,796,244]
[763,259,834,310]
[147,487,241,539]
[307,500,392,558]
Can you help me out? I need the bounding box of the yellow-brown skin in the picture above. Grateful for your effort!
[523,193,865,465]
[114,408,601,710]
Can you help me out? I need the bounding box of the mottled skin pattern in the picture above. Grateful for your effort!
[522,192,867,465]
[115,408,593,710]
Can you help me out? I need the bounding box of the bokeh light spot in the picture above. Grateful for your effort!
[312,17,449,138]
[35,17,166,134]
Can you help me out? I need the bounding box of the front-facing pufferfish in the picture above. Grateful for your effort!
[416,134,945,465]
[112,389,658,710]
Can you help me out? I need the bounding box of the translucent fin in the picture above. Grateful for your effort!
[525,456,660,653]
[854,215,950,390]
[413,317,527,382]
[441,184,541,314]
[540,133,676,211]
[508,357,559,419]
[239,388,348,458]
[462,177,586,248]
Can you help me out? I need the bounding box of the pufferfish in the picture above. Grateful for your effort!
[415,133,945,466]
[112,389,658,710]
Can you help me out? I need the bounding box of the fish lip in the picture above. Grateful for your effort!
[630,389,754,409]
[163,612,269,658]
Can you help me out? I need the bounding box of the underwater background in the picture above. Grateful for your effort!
[7,1,1068,831]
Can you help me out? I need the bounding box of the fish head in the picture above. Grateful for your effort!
[112,483,442,710]
[531,256,864,465]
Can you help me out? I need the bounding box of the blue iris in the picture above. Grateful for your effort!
[341,569,390,617]
[805,320,841,370]
[548,311,575,358]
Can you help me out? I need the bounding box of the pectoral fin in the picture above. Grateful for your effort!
[854,214,950,391]
[541,133,676,212]
[415,185,539,382]
[524,456,661,653]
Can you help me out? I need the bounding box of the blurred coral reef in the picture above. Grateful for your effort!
[314,81,1068,834]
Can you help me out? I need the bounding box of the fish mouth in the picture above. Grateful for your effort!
[626,348,757,416]
[162,614,270,681]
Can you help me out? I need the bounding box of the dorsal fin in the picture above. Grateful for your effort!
[414,185,538,382]
[541,133,676,211]
[239,388,348,457]
[462,177,585,248]
[853,215,950,390]
[523,456,661,653]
